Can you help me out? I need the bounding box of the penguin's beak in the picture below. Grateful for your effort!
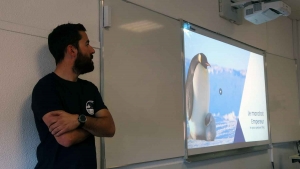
[206,63,211,67]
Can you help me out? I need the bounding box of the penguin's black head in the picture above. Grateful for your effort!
[198,53,210,69]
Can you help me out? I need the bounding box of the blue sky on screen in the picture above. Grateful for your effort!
[184,30,250,70]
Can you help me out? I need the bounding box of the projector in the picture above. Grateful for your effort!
[244,1,291,25]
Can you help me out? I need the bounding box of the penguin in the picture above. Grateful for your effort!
[186,53,216,141]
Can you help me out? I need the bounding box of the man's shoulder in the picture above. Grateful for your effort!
[33,73,57,91]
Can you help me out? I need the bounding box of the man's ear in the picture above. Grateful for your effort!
[66,45,78,58]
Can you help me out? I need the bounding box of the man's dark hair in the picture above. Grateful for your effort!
[48,23,86,64]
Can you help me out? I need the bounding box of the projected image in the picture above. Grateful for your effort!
[184,29,268,149]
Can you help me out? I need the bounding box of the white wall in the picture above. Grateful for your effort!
[0,0,102,169]
[0,0,100,42]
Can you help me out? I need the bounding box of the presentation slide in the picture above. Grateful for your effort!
[184,29,269,149]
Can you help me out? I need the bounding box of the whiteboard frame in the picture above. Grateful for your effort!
[181,20,271,161]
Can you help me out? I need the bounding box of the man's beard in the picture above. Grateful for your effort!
[73,51,94,75]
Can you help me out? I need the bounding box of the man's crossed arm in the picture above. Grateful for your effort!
[42,109,115,147]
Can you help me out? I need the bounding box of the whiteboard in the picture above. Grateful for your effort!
[103,0,184,167]
[266,53,300,143]
[102,1,300,167]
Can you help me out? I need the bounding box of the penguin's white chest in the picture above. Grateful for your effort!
[189,64,210,139]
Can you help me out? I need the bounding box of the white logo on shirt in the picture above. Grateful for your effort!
[86,100,94,115]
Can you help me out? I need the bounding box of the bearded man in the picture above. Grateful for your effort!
[31,23,115,169]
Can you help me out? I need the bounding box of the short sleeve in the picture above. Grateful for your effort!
[31,79,63,120]
[92,84,107,113]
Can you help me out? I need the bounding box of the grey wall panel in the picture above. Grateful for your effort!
[104,0,184,167]
[266,53,300,143]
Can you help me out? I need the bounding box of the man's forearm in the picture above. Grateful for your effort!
[55,128,91,147]
[83,115,115,137]
[44,109,115,139]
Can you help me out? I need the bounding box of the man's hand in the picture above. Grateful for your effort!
[43,111,79,137]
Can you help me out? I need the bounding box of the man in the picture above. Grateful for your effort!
[31,23,115,169]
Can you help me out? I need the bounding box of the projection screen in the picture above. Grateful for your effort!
[182,21,270,158]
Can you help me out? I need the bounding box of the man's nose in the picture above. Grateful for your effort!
[90,46,95,54]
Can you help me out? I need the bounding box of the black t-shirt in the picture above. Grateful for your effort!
[31,72,107,169]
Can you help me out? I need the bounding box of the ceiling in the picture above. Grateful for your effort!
[282,0,300,20]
